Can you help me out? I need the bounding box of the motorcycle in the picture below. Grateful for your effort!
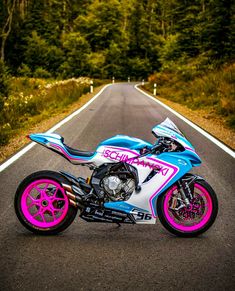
[15,118,218,237]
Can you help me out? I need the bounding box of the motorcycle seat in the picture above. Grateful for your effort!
[63,143,94,157]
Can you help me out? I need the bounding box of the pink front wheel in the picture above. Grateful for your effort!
[15,171,78,235]
[157,180,218,237]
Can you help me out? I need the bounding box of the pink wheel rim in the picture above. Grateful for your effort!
[21,179,69,228]
[163,183,213,232]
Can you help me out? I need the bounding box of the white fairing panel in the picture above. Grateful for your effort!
[91,145,180,224]
[127,156,179,223]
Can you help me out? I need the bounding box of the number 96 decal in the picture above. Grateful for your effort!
[132,209,152,220]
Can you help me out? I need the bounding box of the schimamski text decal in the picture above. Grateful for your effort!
[102,149,169,176]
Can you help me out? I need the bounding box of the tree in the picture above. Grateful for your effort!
[76,0,126,51]
[171,0,201,58]
[23,31,64,76]
[1,0,234,78]
[86,52,106,78]
[199,0,234,61]
[60,32,91,77]
[0,0,16,62]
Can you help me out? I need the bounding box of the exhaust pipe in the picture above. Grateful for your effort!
[62,183,84,208]
[62,183,72,192]
[66,191,76,201]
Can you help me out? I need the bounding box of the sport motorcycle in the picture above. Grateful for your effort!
[15,118,218,237]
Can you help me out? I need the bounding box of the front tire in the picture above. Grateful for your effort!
[15,170,78,235]
[157,180,218,237]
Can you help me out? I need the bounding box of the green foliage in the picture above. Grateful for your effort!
[0,0,234,144]
[0,61,10,115]
[0,124,11,146]
[2,0,234,79]
[159,35,180,65]
[199,0,234,60]
[86,52,106,78]
[0,77,102,146]
[60,32,90,78]
[128,57,151,79]
[147,63,235,128]
[76,0,125,51]
[34,67,51,79]
[0,61,10,97]
[23,31,49,70]
[23,31,64,76]
[17,64,32,77]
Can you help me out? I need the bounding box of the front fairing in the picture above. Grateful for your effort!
[152,118,201,166]
[152,119,193,150]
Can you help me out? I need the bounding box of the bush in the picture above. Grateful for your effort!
[0,129,10,146]
[145,63,235,129]
[23,31,64,77]
[34,67,51,79]
[17,64,32,77]
[61,32,91,77]
[0,61,10,97]
[227,115,235,129]
[127,57,151,79]
[159,34,181,65]
[0,61,10,113]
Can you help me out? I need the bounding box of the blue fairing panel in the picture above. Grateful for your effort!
[100,135,152,150]
[104,201,147,213]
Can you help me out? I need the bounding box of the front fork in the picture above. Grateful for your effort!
[170,174,198,210]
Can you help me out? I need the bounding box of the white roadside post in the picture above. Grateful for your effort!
[112,76,115,83]
[90,80,93,93]
[128,76,130,83]
[142,79,145,86]
[153,83,157,96]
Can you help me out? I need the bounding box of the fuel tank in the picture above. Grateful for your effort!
[99,135,152,150]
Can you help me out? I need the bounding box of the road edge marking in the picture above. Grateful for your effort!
[0,83,112,172]
[135,84,235,158]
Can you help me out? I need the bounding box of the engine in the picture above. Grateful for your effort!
[91,162,138,202]
[102,175,135,201]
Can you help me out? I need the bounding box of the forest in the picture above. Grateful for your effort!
[0,0,234,149]
[1,0,234,79]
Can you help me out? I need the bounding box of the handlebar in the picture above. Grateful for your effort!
[139,137,182,157]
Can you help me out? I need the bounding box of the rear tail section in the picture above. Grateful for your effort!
[28,133,94,164]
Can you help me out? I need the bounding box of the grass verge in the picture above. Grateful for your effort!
[140,86,235,150]
[144,63,235,149]
[0,81,107,163]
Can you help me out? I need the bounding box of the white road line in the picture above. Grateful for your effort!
[0,83,112,173]
[135,84,235,158]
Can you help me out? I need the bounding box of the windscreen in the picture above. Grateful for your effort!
[159,118,184,136]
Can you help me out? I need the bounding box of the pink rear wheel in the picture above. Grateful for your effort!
[157,180,218,237]
[15,171,78,235]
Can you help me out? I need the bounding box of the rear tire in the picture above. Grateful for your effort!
[157,180,218,237]
[15,170,78,235]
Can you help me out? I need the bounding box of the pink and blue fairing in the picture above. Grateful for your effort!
[29,118,202,218]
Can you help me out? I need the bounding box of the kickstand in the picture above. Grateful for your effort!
[116,222,121,228]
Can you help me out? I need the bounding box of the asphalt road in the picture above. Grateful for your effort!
[0,83,234,290]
